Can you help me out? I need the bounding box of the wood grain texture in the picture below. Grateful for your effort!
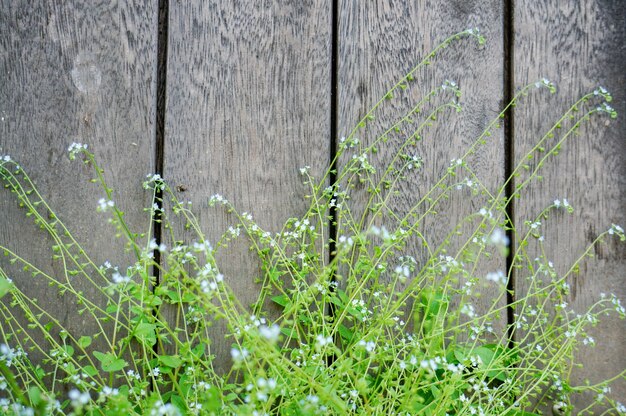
[336,1,506,330]
[514,0,626,409]
[164,0,331,371]
[0,0,157,383]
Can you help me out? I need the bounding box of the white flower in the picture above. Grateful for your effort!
[68,142,88,160]
[489,228,509,247]
[230,347,249,363]
[69,389,90,408]
[143,173,165,190]
[316,334,333,347]
[259,324,280,344]
[97,198,115,212]
[1,155,10,162]
[112,272,130,285]
[485,270,507,285]
[357,340,375,353]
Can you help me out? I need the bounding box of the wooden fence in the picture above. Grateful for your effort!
[1,0,624,407]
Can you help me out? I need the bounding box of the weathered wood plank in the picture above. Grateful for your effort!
[514,0,626,408]
[336,1,506,330]
[164,1,331,371]
[0,0,157,385]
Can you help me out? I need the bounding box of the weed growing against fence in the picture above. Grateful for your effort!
[0,29,625,415]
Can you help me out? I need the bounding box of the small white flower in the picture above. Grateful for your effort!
[68,142,88,160]
[316,334,333,347]
[69,388,90,407]
[97,198,115,212]
[259,324,281,344]
[485,270,507,285]
[230,347,249,363]
[112,272,130,285]
[489,228,509,247]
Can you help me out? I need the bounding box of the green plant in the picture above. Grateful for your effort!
[0,29,624,415]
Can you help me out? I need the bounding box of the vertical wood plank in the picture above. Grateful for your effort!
[336,1,506,329]
[514,0,626,408]
[164,1,331,371]
[0,0,157,385]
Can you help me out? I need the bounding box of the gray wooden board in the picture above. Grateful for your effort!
[164,1,331,373]
[514,0,626,409]
[0,0,157,389]
[336,1,506,340]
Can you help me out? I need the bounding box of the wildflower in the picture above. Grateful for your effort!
[1,155,10,162]
[69,389,90,408]
[192,240,212,252]
[97,198,115,212]
[357,340,376,353]
[338,235,354,247]
[230,347,249,363]
[609,224,625,240]
[143,173,165,190]
[112,272,130,285]
[68,142,88,160]
[99,386,119,400]
[299,165,310,175]
[316,334,333,347]
[259,324,280,344]
[489,228,509,247]
[485,270,507,285]
[150,401,181,416]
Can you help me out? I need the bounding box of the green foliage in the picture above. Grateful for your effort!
[0,29,625,415]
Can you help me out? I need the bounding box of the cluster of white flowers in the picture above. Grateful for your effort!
[485,270,507,285]
[609,223,625,239]
[199,273,223,295]
[339,136,359,150]
[97,198,114,212]
[143,173,165,190]
[357,339,376,354]
[488,227,509,247]
[68,142,88,160]
[230,347,249,363]
[0,400,35,416]
[111,272,131,285]
[258,324,281,344]
[208,193,228,206]
[149,401,181,416]
[68,388,90,410]
[0,344,26,367]
[148,238,167,253]
[352,152,375,174]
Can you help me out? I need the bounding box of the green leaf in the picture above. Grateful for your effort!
[133,322,157,346]
[271,294,291,308]
[0,275,12,298]
[338,324,354,342]
[204,385,222,412]
[27,386,43,407]
[93,351,127,372]
[82,365,99,377]
[158,355,183,369]
[78,336,92,349]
